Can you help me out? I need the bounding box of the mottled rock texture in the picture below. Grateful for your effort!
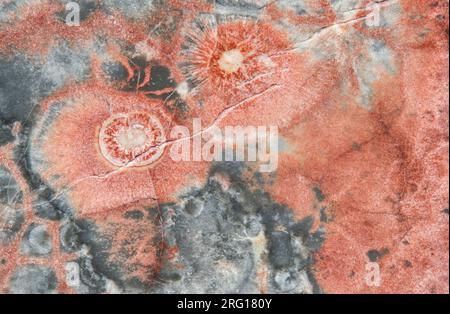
[0,0,448,294]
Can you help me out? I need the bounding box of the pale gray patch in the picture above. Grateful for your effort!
[0,56,51,123]
[0,43,90,124]
[276,0,309,15]
[0,205,24,245]
[330,0,366,13]
[9,265,57,294]
[0,166,23,204]
[102,0,158,19]
[40,42,91,90]
[213,0,272,17]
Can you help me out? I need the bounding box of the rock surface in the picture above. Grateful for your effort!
[0,0,448,294]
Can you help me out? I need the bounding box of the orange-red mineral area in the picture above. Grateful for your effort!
[0,0,448,294]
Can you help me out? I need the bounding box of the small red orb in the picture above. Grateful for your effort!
[99,111,166,167]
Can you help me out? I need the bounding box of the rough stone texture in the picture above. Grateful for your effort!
[9,265,56,294]
[0,0,448,294]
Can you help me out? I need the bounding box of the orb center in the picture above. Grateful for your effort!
[218,49,244,74]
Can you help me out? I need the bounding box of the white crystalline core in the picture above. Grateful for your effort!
[218,49,244,73]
